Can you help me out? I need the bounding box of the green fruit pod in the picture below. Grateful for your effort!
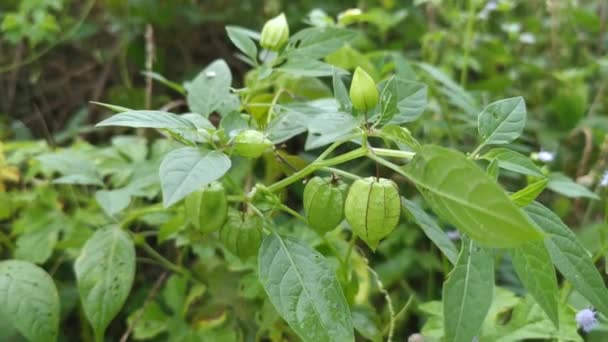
[303,176,347,235]
[233,130,273,158]
[260,13,289,51]
[349,67,379,112]
[184,182,228,233]
[344,177,401,250]
[219,212,263,259]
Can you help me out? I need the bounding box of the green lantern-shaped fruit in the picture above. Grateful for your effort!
[233,130,273,158]
[260,13,289,51]
[344,177,401,250]
[303,176,348,235]
[219,212,263,259]
[349,67,378,112]
[185,182,228,233]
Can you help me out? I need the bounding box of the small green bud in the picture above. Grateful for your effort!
[233,130,273,158]
[349,67,378,112]
[260,13,289,51]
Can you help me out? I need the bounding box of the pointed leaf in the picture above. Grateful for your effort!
[478,97,526,145]
[287,27,357,59]
[510,179,548,207]
[547,173,599,199]
[0,260,60,342]
[74,226,136,338]
[226,26,258,62]
[511,241,559,327]
[443,239,494,342]
[403,145,544,247]
[482,148,544,177]
[258,233,354,342]
[402,198,458,265]
[159,147,231,207]
[524,202,608,316]
[186,59,233,117]
[96,110,196,130]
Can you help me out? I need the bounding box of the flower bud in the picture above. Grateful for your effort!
[260,13,289,51]
[233,130,273,158]
[349,67,378,112]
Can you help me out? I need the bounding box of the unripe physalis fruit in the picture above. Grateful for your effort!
[185,182,228,233]
[219,211,263,259]
[303,176,348,235]
[233,130,273,158]
[344,177,401,250]
[260,13,289,51]
[349,67,378,112]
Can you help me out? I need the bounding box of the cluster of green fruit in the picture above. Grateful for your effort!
[185,174,401,257]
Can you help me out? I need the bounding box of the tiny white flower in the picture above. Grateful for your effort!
[519,32,536,44]
[446,230,460,241]
[536,150,555,163]
[206,71,217,78]
[576,308,598,332]
[478,0,497,20]
[600,171,608,187]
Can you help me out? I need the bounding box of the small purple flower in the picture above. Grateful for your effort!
[446,230,460,241]
[576,308,598,332]
[600,171,608,187]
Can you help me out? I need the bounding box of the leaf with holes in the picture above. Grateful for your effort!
[0,260,60,342]
[403,145,543,247]
[74,226,136,339]
[258,233,354,342]
[443,239,494,342]
[159,147,231,207]
[478,97,526,145]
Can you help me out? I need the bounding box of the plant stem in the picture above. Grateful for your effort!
[120,204,165,228]
[460,0,477,87]
[278,203,306,223]
[139,241,188,276]
[320,167,362,180]
[369,266,395,342]
[371,148,415,160]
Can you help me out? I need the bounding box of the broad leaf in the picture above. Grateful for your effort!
[287,27,357,59]
[258,233,354,342]
[159,147,231,207]
[482,148,544,177]
[95,188,131,216]
[305,112,359,150]
[74,226,136,339]
[332,68,351,113]
[381,124,420,151]
[0,260,60,342]
[478,97,526,145]
[511,241,559,327]
[387,79,427,124]
[403,145,544,247]
[524,202,608,316]
[443,239,494,342]
[510,179,548,207]
[402,198,458,265]
[186,59,233,117]
[278,58,347,77]
[226,26,258,63]
[547,173,598,199]
[96,110,196,130]
[15,225,58,264]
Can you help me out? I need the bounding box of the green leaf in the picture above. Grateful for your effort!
[258,233,354,342]
[36,150,102,186]
[510,179,548,207]
[403,145,544,247]
[387,78,427,124]
[159,147,231,207]
[287,27,357,59]
[96,110,196,130]
[547,172,599,199]
[333,68,351,113]
[486,158,499,180]
[482,148,544,177]
[140,71,186,94]
[90,101,132,112]
[484,296,581,342]
[381,124,420,151]
[226,26,258,63]
[278,58,347,77]
[511,241,559,327]
[305,112,358,150]
[402,198,458,265]
[0,260,60,342]
[15,225,58,264]
[186,59,233,117]
[524,202,608,316]
[478,97,526,145]
[74,226,136,339]
[443,239,494,342]
[95,189,131,216]
[127,302,169,340]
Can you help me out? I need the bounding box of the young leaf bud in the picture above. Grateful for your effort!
[233,130,273,158]
[260,13,289,51]
[349,67,378,112]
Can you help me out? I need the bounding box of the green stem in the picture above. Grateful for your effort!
[320,167,362,180]
[278,203,306,223]
[139,241,188,276]
[460,0,477,87]
[120,204,165,228]
[369,266,395,342]
[371,148,415,160]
